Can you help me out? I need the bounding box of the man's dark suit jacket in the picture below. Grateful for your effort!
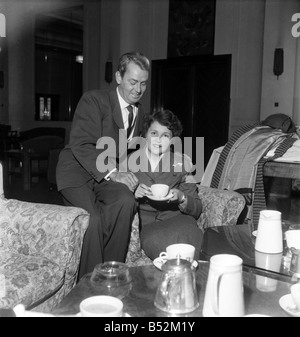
[56,89,146,191]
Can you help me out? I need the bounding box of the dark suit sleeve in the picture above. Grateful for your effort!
[68,91,111,182]
[178,173,202,219]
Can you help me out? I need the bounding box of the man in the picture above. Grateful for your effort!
[56,52,150,279]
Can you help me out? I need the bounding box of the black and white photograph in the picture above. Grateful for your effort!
[0,0,299,320]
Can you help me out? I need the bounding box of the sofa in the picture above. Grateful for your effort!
[126,185,246,266]
[0,186,89,313]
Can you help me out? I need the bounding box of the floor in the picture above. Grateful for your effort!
[4,175,300,227]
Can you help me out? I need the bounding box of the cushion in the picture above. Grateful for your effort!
[261,113,296,133]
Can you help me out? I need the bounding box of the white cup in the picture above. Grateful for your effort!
[285,230,300,249]
[151,184,169,198]
[79,295,123,317]
[255,251,282,292]
[255,210,283,254]
[290,283,300,311]
[159,243,195,262]
[203,254,245,317]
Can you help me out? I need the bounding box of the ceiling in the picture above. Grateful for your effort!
[35,5,83,53]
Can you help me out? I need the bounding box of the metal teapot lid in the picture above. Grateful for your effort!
[161,256,192,273]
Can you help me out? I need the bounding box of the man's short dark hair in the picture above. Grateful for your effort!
[117,51,150,77]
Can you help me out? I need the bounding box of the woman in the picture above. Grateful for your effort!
[128,109,203,260]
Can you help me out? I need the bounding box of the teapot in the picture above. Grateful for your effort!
[154,257,199,314]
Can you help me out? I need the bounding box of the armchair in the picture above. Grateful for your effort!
[126,184,245,266]
[0,163,90,313]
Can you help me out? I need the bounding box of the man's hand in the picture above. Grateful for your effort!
[110,171,139,192]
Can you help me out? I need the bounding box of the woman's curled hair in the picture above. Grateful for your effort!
[142,109,183,138]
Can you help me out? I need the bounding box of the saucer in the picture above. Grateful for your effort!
[244,314,271,317]
[147,192,173,202]
[279,294,300,317]
[153,257,167,270]
[75,312,131,317]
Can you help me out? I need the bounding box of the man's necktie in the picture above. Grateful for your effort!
[127,105,134,139]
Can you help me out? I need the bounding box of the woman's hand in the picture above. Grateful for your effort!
[168,188,185,203]
[135,183,152,199]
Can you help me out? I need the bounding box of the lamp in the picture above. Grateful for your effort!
[76,55,83,63]
[273,48,284,79]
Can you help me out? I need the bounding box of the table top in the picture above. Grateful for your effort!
[200,224,297,281]
[52,261,293,317]
[264,161,300,180]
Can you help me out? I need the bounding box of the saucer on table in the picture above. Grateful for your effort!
[279,294,300,317]
[244,314,271,317]
[75,312,131,317]
[153,257,167,270]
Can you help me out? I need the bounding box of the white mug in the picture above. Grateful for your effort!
[203,254,245,317]
[79,295,123,317]
[159,243,195,262]
[255,251,282,292]
[285,230,300,249]
[255,210,283,254]
[290,283,300,310]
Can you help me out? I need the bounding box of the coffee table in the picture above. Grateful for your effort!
[52,261,292,317]
[200,224,296,280]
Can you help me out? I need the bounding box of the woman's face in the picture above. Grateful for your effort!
[146,121,172,156]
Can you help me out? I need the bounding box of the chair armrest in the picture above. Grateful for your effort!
[126,213,152,266]
[197,185,245,230]
[0,197,90,290]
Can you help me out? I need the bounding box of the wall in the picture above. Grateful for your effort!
[1,0,299,141]
[215,0,300,135]
[96,0,170,113]
[214,0,265,135]
[260,0,300,125]
[0,0,170,140]
[0,0,84,139]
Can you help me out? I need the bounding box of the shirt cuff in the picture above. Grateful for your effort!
[178,195,188,211]
[104,168,117,181]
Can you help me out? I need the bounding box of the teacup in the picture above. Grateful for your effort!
[79,295,123,317]
[151,184,169,198]
[290,283,300,311]
[159,243,195,262]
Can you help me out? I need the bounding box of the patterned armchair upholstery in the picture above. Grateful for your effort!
[126,184,245,266]
[0,195,89,313]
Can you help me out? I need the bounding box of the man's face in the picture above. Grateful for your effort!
[116,62,149,105]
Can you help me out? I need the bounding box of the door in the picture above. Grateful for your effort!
[151,54,231,168]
